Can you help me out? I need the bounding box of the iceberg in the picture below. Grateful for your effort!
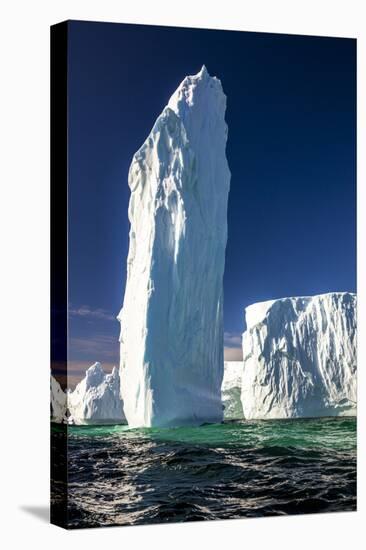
[118,66,230,427]
[241,292,357,419]
[50,375,67,423]
[68,362,126,425]
[222,361,244,419]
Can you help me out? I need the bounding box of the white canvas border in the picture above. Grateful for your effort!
[0,1,364,548]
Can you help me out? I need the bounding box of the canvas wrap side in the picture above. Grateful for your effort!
[50,20,68,530]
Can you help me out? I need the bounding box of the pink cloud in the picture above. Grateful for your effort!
[69,305,116,322]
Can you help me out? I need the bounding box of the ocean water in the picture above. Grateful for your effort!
[51,417,356,528]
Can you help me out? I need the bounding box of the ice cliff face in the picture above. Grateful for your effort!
[50,375,67,423]
[222,361,244,419]
[68,363,126,425]
[118,66,230,427]
[241,292,357,419]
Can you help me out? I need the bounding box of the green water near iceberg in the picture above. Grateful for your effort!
[52,417,356,528]
[67,416,356,450]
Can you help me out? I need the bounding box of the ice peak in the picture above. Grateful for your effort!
[86,361,103,374]
[198,64,209,78]
[85,361,105,389]
[168,65,225,114]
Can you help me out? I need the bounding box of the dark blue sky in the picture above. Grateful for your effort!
[67,20,356,375]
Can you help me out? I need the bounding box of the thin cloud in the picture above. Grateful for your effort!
[69,334,119,360]
[224,332,242,348]
[69,305,116,322]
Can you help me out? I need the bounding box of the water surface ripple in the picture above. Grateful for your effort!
[53,417,356,528]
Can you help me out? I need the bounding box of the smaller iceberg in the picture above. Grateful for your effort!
[68,362,126,425]
[50,375,67,423]
[221,361,244,419]
[241,292,357,419]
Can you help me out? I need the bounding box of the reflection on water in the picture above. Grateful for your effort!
[51,417,356,528]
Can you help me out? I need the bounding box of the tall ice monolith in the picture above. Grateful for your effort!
[118,66,230,427]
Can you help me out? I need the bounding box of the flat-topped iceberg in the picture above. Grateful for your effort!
[118,66,230,428]
[241,292,357,419]
[222,361,244,419]
[68,362,126,425]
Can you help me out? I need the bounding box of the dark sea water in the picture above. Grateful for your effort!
[52,417,356,528]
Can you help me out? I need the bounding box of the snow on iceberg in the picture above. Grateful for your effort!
[222,361,244,419]
[118,66,230,428]
[50,375,67,423]
[241,292,357,419]
[68,362,126,425]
